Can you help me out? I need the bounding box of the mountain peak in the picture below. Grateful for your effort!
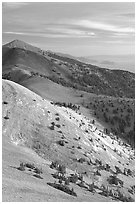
[4,39,29,47]
[3,39,42,54]
[12,39,25,43]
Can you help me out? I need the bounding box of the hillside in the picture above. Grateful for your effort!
[2,79,135,202]
[18,76,134,147]
[2,40,135,98]
[82,95,135,147]
[2,40,135,146]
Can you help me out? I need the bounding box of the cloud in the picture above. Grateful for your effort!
[2,2,29,9]
[111,33,135,38]
[119,13,135,18]
[45,27,95,37]
[3,31,66,38]
[70,20,134,33]
[4,31,24,35]
[104,40,127,44]
[3,29,95,38]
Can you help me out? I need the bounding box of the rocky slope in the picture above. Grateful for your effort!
[2,79,135,202]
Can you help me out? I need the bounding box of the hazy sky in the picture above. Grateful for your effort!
[2,2,135,56]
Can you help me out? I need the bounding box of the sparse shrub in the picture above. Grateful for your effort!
[52,172,61,180]
[64,178,70,185]
[33,174,43,179]
[92,120,95,124]
[78,158,86,163]
[108,175,119,185]
[95,170,101,176]
[58,164,66,176]
[89,138,93,142]
[50,160,60,169]
[127,169,133,176]
[49,125,54,130]
[78,181,86,188]
[69,174,78,183]
[34,167,43,174]
[25,162,35,169]
[124,168,127,175]
[105,163,110,171]
[57,130,62,134]
[128,188,134,195]
[55,117,60,121]
[109,189,113,196]
[128,185,135,195]
[3,101,8,104]
[47,182,77,197]
[52,163,66,179]
[95,159,102,166]
[33,142,41,150]
[107,175,123,186]
[117,189,134,202]
[104,186,109,197]
[115,166,122,174]
[17,162,25,171]
[78,174,83,181]
[59,178,63,184]
[56,124,61,128]
[114,148,117,153]
[88,182,95,192]
[100,185,109,197]
[4,116,9,120]
[104,128,109,134]
[57,140,65,146]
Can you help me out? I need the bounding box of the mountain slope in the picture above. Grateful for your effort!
[2,40,135,146]
[2,40,135,98]
[2,79,135,202]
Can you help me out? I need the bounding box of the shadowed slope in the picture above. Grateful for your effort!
[2,40,135,98]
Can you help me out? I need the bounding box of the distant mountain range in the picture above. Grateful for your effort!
[2,39,135,98]
[47,51,134,73]
[77,55,135,73]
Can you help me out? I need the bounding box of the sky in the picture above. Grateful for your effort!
[2,2,135,57]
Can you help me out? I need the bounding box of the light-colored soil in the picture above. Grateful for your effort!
[3,140,113,202]
[2,79,135,202]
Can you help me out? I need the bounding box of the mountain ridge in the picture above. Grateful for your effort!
[2,40,135,99]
